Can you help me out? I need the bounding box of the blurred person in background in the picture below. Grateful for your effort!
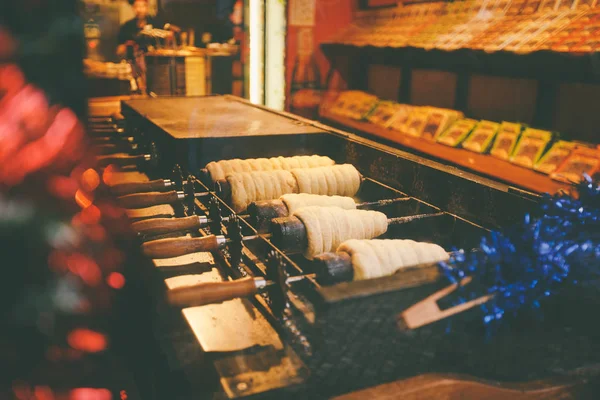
[117,0,180,57]
[116,0,180,93]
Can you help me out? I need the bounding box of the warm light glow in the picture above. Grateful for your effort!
[67,329,108,353]
[74,189,93,209]
[80,205,101,225]
[248,0,264,104]
[12,382,32,400]
[0,64,25,94]
[86,224,107,242]
[265,0,286,110]
[107,272,126,289]
[69,388,112,400]
[101,165,117,185]
[81,168,100,192]
[67,253,101,286]
[34,386,54,400]
[47,176,78,199]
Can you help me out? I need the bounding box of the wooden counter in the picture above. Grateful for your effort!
[320,109,572,196]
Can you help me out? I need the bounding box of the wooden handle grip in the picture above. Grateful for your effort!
[132,215,202,236]
[95,143,126,155]
[117,190,179,209]
[110,179,168,197]
[167,278,258,307]
[97,154,144,167]
[142,235,220,259]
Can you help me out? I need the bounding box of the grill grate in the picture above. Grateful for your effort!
[95,99,600,398]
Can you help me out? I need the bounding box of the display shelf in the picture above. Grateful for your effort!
[320,108,572,195]
[321,44,600,84]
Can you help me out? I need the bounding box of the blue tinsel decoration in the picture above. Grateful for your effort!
[440,175,600,328]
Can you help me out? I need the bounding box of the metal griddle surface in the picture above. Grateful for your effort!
[123,96,326,138]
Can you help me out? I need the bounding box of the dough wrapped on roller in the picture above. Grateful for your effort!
[280,193,357,214]
[337,239,449,280]
[227,164,362,213]
[227,170,299,213]
[206,155,334,182]
[290,164,361,197]
[293,207,388,259]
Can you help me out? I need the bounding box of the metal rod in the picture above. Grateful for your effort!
[234,233,272,242]
[387,212,446,225]
[358,196,411,208]
[284,273,316,284]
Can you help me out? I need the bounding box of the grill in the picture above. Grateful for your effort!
[90,95,600,399]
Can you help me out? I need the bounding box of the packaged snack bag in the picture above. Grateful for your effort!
[510,128,553,168]
[437,118,478,147]
[490,122,523,160]
[421,109,463,141]
[534,140,577,174]
[403,107,432,137]
[387,105,415,133]
[550,147,600,183]
[366,102,409,128]
[462,120,500,153]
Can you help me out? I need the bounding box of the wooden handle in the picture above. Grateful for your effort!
[142,235,221,258]
[97,154,144,167]
[91,135,134,143]
[95,143,129,155]
[89,127,126,136]
[110,179,168,196]
[398,277,493,331]
[131,215,203,236]
[117,190,179,209]
[167,277,258,307]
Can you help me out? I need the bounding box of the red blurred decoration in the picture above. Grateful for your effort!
[80,205,102,225]
[107,272,125,290]
[0,100,86,186]
[98,202,126,220]
[47,175,80,199]
[75,189,93,209]
[85,224,107,242]
[0,63,25,96]
[67,253,102,286]
[81,168,100,192]
[69,388,112,400]
[34,385,55,400]
[67,329,108,353]
[0,28,17,59]
[12,381,32,400]
[101,165,118,186]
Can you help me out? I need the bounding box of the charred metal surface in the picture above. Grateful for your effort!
[121,96,333,175]
[123,96,325,138]
[248,200,289,233]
